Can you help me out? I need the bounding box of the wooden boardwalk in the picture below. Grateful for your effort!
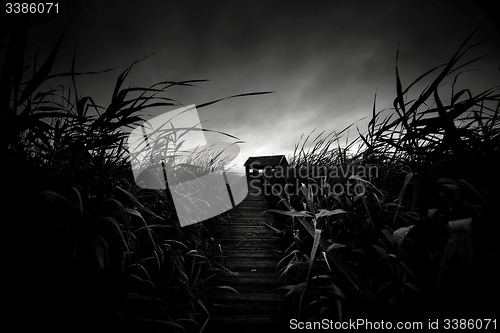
[205,178,288,332]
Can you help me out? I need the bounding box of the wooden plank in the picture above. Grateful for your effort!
[215,224,277,230]
[209,315,283,323]
[207,302,283,317]
[207,306,282,318]
[210,242,281,249]
[214,250,280,257]
[212,229,276,236]
[206,316,285,333]
[213,238,281,244]
[207,291,285,302]
[213,276,283,286]
[228,212,271,218]
[236,201,268,205]
[220,222,272,226]
[215,224,275,229]
[223,218,272,224]
[212,227,278,233]
[209,284,285,294]
[228,206,269,211]
[213,247,282,253]
[235,201,269,206]
[215,224,276,228]
[220,257,281,267]
[214,236,281,243]
[213,271,282,279]
[213,240,281,247]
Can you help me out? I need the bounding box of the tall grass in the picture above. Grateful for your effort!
[1,24,271,332]
[265,28,499,321]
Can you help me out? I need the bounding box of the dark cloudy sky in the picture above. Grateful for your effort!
[2,0,500,173]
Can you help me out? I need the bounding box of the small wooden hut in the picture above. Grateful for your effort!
[243,155,288,180]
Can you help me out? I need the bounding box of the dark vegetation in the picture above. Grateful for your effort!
[263,28,499,324]
[1,23,270,332]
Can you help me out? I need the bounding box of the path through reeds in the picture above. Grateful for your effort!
[205,178,287,332]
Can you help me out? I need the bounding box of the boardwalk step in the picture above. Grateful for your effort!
[209,315,283,323]
[213,276,283,287]
[212,230,276,236]
[213,240,281,247]
[207,292,285,304]
[210,284,285,294]
[206,316,286,333]
[211,242,281,249]
[213,250,280,257]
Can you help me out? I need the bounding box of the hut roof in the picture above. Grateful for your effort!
[244,155,288,169]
